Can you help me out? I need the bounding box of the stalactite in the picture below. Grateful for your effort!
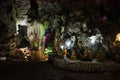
[27,21,49,51]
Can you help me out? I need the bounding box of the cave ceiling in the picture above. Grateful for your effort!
[0,0,120,41]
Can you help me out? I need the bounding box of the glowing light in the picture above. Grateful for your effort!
[60,45,64,50]
[19,20,27,25]
[19,47,30,55]
[43,21,49,30]
[41,21,49,39]
[90,36,96,44]
[25,56,27,59]
[33,42,39,48]
[116,33,120,42]
[16,18,27,34]
[27,21,49,50]
[64,49,67,55]
[44,47,52,55]
[20,48,25,53]
[65,40,71,49]
[16,18,27,26]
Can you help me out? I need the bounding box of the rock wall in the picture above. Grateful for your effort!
[0,0,17,57]
[15,0,30,18]
[0,0,16,42]
[0,0,120,57]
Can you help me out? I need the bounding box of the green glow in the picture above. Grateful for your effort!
[33,42,39,47]
[44,21,49,30]
[44,46,53,55]
[40,21,49,39]
[40,25,45,39]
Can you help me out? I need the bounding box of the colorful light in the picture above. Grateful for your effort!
[44,47,53,55]
[116,33,120,42]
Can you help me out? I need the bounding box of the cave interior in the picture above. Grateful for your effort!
[0,0,120,62]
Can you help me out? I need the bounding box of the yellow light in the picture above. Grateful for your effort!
[115,33,120,42]
[20,48,25,53]
[64,49,67,55]
[27,54,30,56]
[25,56,27,59]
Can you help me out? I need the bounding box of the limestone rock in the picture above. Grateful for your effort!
[15,0,30,18]
[0,0,16,42]
[0,0,17,56]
